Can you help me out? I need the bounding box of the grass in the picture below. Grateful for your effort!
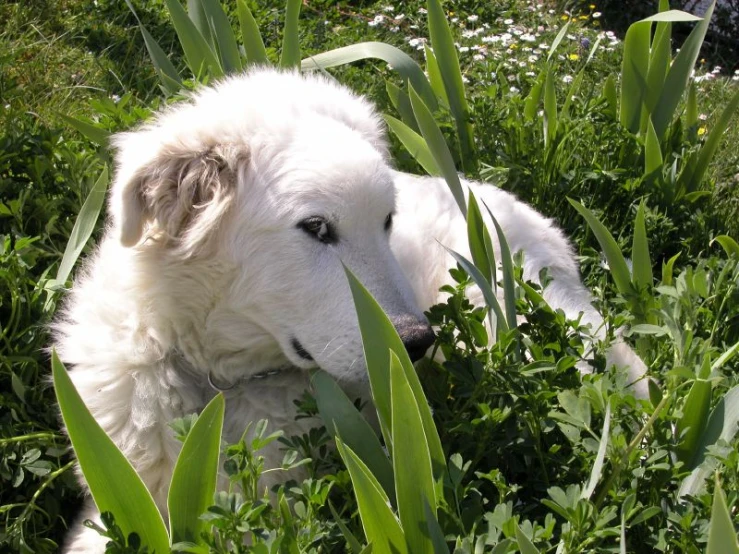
[1,0,738,552]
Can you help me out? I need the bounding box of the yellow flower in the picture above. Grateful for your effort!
[509,43,518,49]
[561,14,569,20]
[698,126,707,136]
[569,53,580,61]
[589,3,596,8]
[580,15,588,19]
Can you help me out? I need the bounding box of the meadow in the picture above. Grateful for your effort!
[1,0,738,552]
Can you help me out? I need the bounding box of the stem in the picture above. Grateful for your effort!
[593,392,671,508]
[17,460,75,523]
[0,432,64,445]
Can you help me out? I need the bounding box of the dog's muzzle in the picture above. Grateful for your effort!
[393,315,436,362]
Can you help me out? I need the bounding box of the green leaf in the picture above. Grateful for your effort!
[187,0,215,50]
[384,115,441,176]
[485,204,519,338]
[712,235,739,257]
[168,394,224,545]
[543,67,557,148]
[466,192,493,284]
[651,2,715,137]
[328,501,365,554]
[164,0,223,80]
[632,200,653,291]
[661,252,681,285]
[639,9,703,23]
[386,81,419,131]
[423,44,449,107]
[644,15,672,118]
[707,474,739,554]
[568,199,633,298]
[547,22,570,61]
[408,84,466,216]
[675,378,712,465]
[424,498,449,554]
[124,0,182,94]
[644,118,663,178]
[426,0,475,173]
[58,114,111,147]
[686,81,698,138]
[680,86,739,190]
[582,400,611,499]
[336,438,407,554]
[524,72,544,121]
[390,351,435,554]
[515,522,540,554]
[620,21,651,134]
[236,0,269,65]
[301,42,437,112]
[603,74,618,120]
[52,352,169,552]
[280,0,301,68]
[311,370,394,499]
[199,0,243,73]
[55,167,109,287]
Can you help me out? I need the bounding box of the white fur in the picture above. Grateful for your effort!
[53,68,646,552]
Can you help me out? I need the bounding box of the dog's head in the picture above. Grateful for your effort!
[110,69,433,384]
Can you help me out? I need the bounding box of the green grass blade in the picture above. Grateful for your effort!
[686,81,698,140]
[644,10,671,118]
[515,522,540,554]
[443,246,507,333]
[168,394,224,545]
[302,42,437,112]
[236,0,269,65]
[199,0,243,73]
[651,2,715,137]
[706,474,739,554]
[547,21,570,61]
[561,68,585,121]
[423,499,449,554]
[644,117,663,178]
[639,10,703,23]
[52,352,169,552]
[619,21,651,134]
[426,0,475,173]
[383,114,441,176]
[280,0,301,68]
[336,438,407,554]
[680,86,739,190]
[423,44,449,107]
[543,67,557,147]
[603,73,618,120]
[632,200,653,291]
[386,81,419,131]
[187,0,215,50]
[675,379,712,465]
[712,235,739,258]
[524,71,544,121]
[124,0,182,94]
[55,167,109,288]
[582,400,611,499]
[467,192,492,284]
[408,84,466,216]
[164,0,223,80]
[390,351,436,554]
[58,114,111,147]
[311,370,394,499]
[328,500,364,554]
[484,204,519,336]
[568,199,633,297]
[661,252,681,285]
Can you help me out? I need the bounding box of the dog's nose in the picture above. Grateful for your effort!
[393,316,435,363]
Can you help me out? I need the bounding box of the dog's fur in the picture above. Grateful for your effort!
[53,68,647,551]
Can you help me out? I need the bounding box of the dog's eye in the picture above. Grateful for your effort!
[384,213,393,232]
[298,216,335,243]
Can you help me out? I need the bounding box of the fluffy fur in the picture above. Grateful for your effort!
[53,68,647,552]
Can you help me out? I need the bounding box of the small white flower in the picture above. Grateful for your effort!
[539,43,548,49]
[468,14,479,22]
[593,11,602,18]
[111,94,121,103]
[521,33,536,42]
[419,7,427,13]
[504,18,514,25]
[518,60,528,67]
[473,53,485,61]
[394,13,405,21]
[507,74,516,81]
[528,54,539,63]
[526,71,536,76]
[459,46,470,53]
[563,75,574,83]
[510,86,520,93]
[699,113,708,121]
[606,31,616,38]
[383,5,394,11]
[712,65,722,74]
[451,17,459,23]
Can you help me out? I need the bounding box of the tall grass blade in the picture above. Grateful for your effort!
[644,118,663,178]
[124,0,182,94]
[547,22,570,61]
[514,522,539,554]
[582,400,611,499]
[651,2,715,137]
[675,378,712,464]
[168,394,224,545]
[603,74,618,120]
[466,192,493,284]
[312,370,394,498]
[386,81,418,131]
[280,0,302,68]
[426,0,476,173]
[199,0,243,73]
[568,199,633,297]
[644,14,671,119]
[543,67,557,147]
[301,43,437,111]
[424,499,450,554]
[237,0,269,65]
[164,0,223,80]
[390,351,436,554]
[52,352,169,553]
[619,21,650,134]
[55,167,109,289]
[187,0,215,50]
[484,204,519,336]
[524,72,544,121]
[632,200,653,294]
[336,439,407,554]
[679,86,739,191]
[706,474,739,553]
[686,81,698,140]
[408,84,466,216]
[58,114,111,147]
[384,115,441,176]
[423,44,449,107]
[328,501,364,554]
[711,235,739,258]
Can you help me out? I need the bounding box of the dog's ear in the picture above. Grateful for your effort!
[112,134,246,254]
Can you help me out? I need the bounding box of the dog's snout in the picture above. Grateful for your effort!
[393,315,435,363]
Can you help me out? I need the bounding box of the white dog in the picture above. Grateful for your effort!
[53,68,646,551]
